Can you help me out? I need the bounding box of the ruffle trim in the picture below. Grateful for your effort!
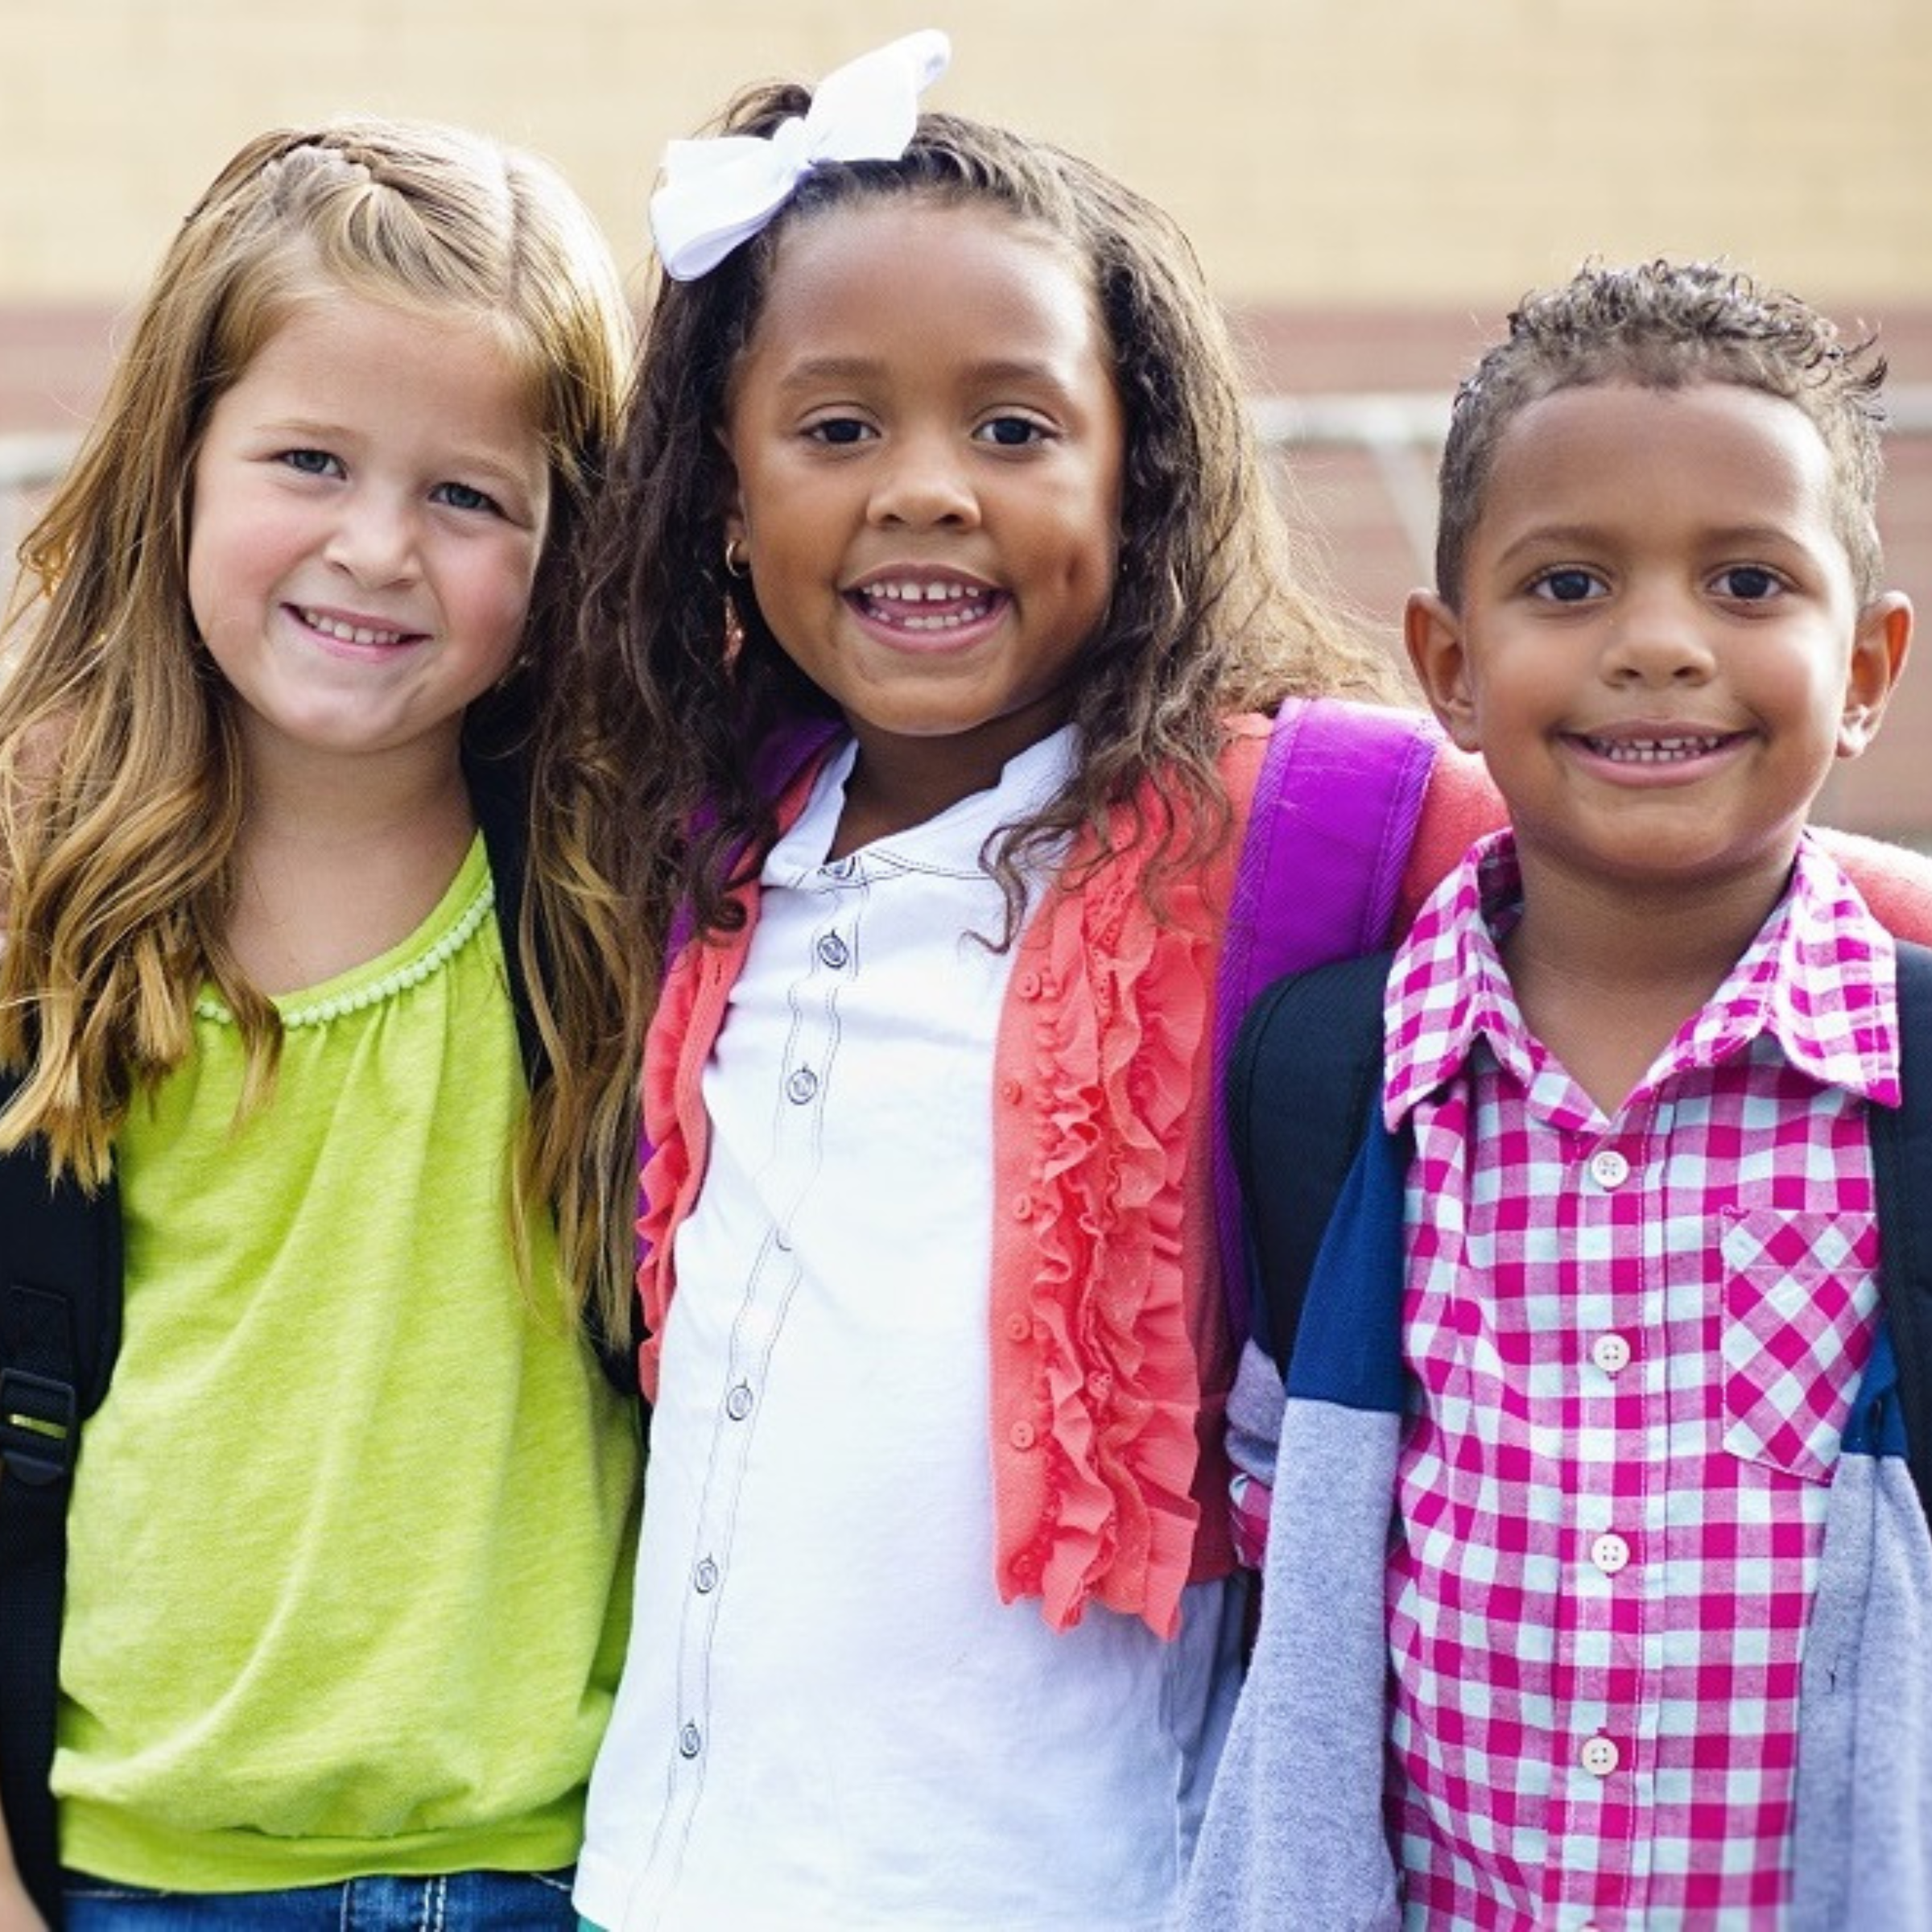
[634,935,716,1406]
[631,759,1229,1637]
[995,825,1219,1637]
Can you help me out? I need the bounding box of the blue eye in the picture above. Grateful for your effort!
[432,480,500,515]
[1530,568,1604,603]
[279,448,340,477]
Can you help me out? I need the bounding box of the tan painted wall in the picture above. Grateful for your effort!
[0,0,1927,311]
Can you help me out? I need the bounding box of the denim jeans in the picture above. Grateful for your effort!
[62,1867,577,1930]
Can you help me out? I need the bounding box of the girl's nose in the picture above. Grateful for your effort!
[323,492,419,586]
[867,429,979,529]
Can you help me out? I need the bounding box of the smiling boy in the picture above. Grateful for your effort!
[1189,261,1929,1930]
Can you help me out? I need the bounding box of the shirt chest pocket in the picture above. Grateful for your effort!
[1719,1205,1879,1486]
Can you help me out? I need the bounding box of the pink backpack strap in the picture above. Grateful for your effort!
[1212,697,1442,1340]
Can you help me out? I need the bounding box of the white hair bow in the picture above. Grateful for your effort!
[650,29,952,281]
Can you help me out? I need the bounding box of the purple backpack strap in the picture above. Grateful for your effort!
[1212,696,1442,1341]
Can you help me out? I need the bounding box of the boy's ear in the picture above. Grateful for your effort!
[1838,591,1913,759]
[1404,590,1481,753]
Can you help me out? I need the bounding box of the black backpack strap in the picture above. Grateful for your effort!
[463,742,641,1397]
[0,1099,122,1929]
[464,741,548,1092]
[1226,950,1394,1373]
[1872,939,1932,1521]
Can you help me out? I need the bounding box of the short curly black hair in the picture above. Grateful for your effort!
[1435,258,1889,606]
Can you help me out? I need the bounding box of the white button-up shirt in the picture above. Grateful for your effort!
[576,731,1238,1932]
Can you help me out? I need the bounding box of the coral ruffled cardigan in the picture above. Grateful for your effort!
[634,719,1501,1637]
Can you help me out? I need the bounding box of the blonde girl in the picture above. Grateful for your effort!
[0,118,643,1931]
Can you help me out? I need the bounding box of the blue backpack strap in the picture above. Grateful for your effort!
[1868,939,1932,1521]
[0,1102,121,1930]
[1212,698,1439,1342]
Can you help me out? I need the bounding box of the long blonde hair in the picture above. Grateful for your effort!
[0,117,644,1327]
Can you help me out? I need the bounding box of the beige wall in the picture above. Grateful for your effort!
[1,0,1929,312]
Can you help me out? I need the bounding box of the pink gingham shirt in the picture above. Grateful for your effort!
[1382,831,1897,1930]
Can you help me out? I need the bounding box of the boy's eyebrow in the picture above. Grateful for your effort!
[1489,522,1609,566]
[1492,519,1820,566]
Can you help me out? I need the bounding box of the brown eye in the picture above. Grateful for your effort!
[807,417,872,446]
[1715,566,1781,601]
[975,415,1047,448]
[1531,568,1602,604]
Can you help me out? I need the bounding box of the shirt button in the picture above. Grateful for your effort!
[724,1382,754,1421]
[1009,1420,1038,1451]
[1580,1734,1620,1777]
[1005,1312,1031,1343]
[678,1722,703,1759]
[1012,1195,1034,1222]
[1591,1331,1633,1375]
[1588,1148,1631,1189]
[785,1067,819,1104]
[693,1558,719,1593]
[1590,1531,1632,1575]
[999,1075,1023,1105]
[816,932,849,968]
[1018,970,1042,1000]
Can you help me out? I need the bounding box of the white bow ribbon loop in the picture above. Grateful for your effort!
[651,30,952,281]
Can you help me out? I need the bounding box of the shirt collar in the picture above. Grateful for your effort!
[1384,828,1901,1126]
[765,724,1080,886]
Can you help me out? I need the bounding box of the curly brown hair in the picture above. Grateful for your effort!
[551,84,1405,971]
[1435,258,1890,607]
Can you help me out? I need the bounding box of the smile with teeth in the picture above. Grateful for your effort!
[853,579,998,634]
[1582,732,1731,765]
[299,606,414,648]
